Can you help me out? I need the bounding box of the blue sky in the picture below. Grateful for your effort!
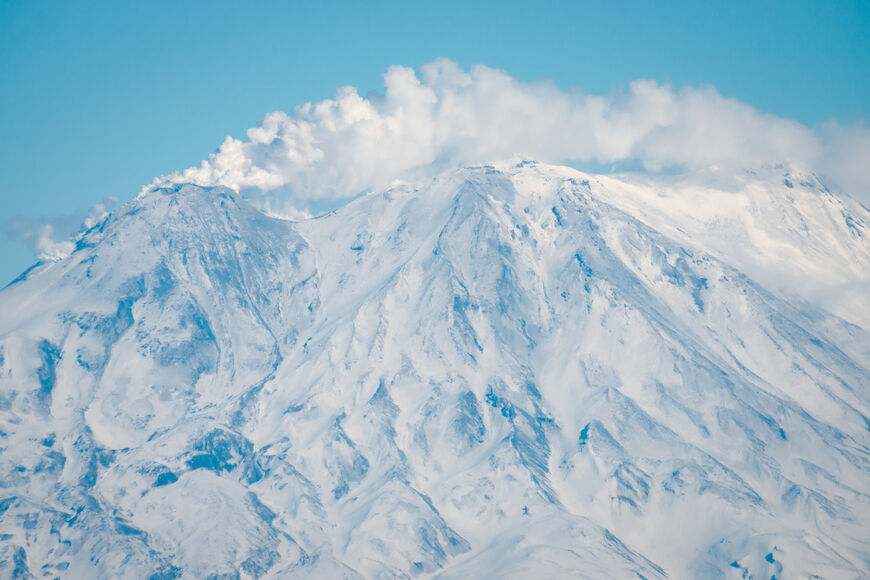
[1,0,868,284]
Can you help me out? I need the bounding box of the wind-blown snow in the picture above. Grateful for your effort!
[1,160,869,578]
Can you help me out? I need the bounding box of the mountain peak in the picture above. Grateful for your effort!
[1,161,869,578]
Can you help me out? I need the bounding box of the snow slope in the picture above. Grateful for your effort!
[1,160,869,578]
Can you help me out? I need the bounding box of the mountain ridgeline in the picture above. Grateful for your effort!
[1,160,869,578]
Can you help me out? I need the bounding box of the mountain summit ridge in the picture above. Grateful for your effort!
[1,161,869,578]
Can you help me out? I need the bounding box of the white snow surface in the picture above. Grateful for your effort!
[1,159,869,578]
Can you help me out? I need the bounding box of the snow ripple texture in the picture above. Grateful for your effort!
[1,160,869,578]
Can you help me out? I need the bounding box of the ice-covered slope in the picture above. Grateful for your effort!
[1,160,869,578]
[586,165,870,330]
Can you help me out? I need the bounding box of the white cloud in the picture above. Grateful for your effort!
[7,197,119,262]
[147,58,870,204]
[33,225,75,261]
[817,120,870,201]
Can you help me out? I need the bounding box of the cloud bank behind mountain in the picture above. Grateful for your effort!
[149,58,870,205]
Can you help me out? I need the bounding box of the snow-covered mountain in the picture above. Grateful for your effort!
[1,160,869,578]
